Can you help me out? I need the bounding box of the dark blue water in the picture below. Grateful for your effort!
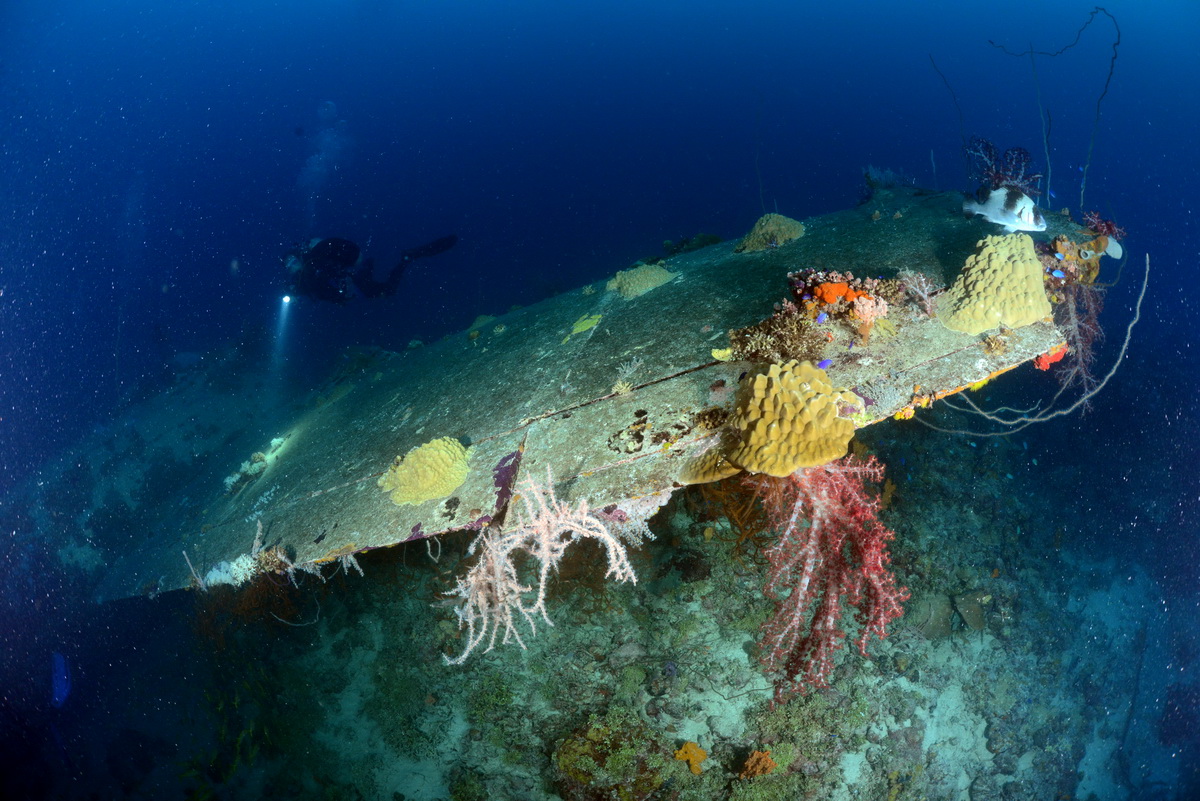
[2,2,1197,799]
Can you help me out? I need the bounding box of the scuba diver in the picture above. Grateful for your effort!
[282,234,457,304]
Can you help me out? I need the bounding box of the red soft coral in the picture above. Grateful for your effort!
[747,455,908,704]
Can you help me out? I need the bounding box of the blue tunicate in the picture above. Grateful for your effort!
[816,312,829,324]
[817,359,832,369]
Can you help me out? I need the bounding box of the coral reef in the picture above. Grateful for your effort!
[726,300,826,364]
[1044,234,1110,285]
[552,708,683,801]
[788,268,890,344]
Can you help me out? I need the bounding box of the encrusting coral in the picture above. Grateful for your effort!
[378,436,472,506]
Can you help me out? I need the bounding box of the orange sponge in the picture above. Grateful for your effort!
[1034,343,1068,371]
[674,741,707,775]
[813,282,864,305]
[739,749,777,779]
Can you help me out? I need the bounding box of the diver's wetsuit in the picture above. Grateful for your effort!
[285,234,457,304]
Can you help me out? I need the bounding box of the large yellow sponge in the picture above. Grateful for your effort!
[378,436,472,506]
[938,234,1052,336]
[606,263,676,299]
[680,360,860,483]
[734,213,806,253]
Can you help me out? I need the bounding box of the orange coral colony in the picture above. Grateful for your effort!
[673,741,708,774]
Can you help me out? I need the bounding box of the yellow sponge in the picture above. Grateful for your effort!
[938,234,1052,336]
[680,360,859,483]
[678,448,743,485]
[727,360,859,477]
[606,263,676,299]
[378,437,472,506]
[734,213,805,253]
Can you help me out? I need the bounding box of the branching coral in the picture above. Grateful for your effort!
[727,300,826,364]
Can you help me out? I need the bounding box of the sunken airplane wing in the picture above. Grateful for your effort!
[21,187,1095,602]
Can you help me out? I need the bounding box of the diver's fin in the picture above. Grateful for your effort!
[383,261,407,295]
[400,234,457,262]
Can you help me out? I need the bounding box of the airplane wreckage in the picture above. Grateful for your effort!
[18,186,1128,603]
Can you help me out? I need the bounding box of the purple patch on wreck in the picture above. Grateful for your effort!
[597,504,628,523]
[852,388,876,407]
[492,449,523,512]
[465,515,493,531]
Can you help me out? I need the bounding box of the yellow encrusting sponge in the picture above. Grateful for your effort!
[378,436,473,506]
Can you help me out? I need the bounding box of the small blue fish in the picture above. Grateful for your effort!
[816,312,829,324]
[1051,270,1065,279]
[817,359,832,369]
[1054,252,1064,261]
